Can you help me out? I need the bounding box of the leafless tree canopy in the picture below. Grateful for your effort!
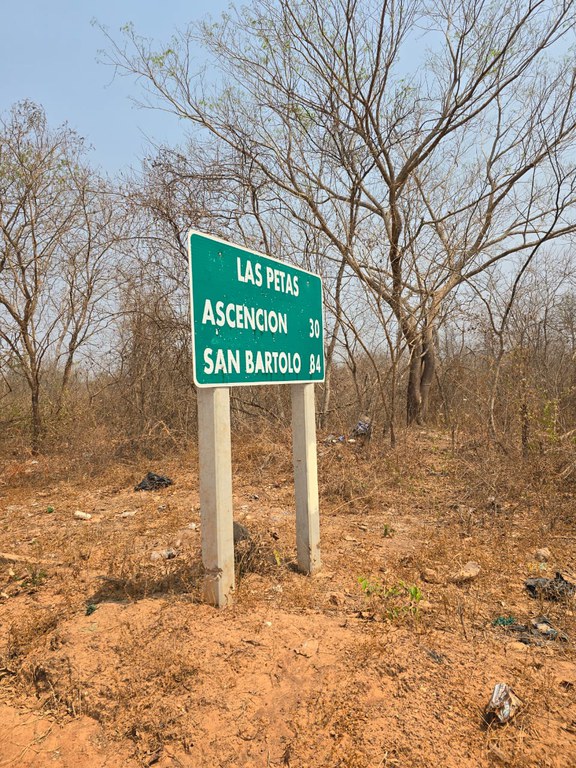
[103,0,576,424]
[2,3,576,455]
[0,102,118,451]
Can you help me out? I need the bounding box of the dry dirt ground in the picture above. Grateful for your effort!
[0,430,575,767]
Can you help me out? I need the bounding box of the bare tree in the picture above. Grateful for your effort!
[102,0,576,425]
[0,101,117,452]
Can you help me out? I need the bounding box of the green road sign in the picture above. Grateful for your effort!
[188,231,325,387]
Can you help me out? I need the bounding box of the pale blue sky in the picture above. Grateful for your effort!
[0,1,232,173]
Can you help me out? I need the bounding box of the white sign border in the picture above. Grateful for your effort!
[188,229,326,389]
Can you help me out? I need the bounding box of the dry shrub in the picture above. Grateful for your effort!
[5,607,61,662]
[89,558,204,604]
[231,425,293,480]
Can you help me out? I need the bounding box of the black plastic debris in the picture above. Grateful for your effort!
[525,571,575,601]
[134,472,174,492]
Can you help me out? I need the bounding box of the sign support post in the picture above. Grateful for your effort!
[291,383,321,574]
[197,386,235,606]
[189,230,325,604]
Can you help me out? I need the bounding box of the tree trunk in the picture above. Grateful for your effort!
[420,328,436,422]
[319,258,346,429]
[30,383,42,455]
[407,340,423,425]
[406,326,437,426]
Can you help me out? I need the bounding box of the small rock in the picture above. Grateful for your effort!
[450,561,481,584]
[294,639,319,658]
[186,522,198,530]
[233,521,251,545]
[120,510,136,518]
[534,547,551,562]
[421,568,441,584]
[0,592,9,599]
[507,641,530,653]
[74,511,92,521]
[417,600,434,613]
[150,548,177,561]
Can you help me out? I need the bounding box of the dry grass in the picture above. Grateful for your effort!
[0,428,575,767]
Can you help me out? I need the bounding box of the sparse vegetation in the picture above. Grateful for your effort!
[2,0,576,765]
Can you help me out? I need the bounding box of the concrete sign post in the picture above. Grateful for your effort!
[189,231,324,606]
[197,387,234,606]
[291,383,321,573]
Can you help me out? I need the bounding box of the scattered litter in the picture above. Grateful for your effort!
[120,510,136,518]
[324,434,346,445]
[85,604,97,616]
[134,472,173,492]
[534,547,551,563]
[485,683,523,724]
[492,615,517,627]
[450,561,481,584]
[351,417,372,438]
[74,511,92,521]
[150,548,178,561]
[531,616,568,641]
[496,615,568,644]
[187,523,198,530]
[525,571,575,600]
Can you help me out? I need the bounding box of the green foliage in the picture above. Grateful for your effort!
[358,577,423,621]
[382,524,394,538]
[357,575,381,596]
[150,49,175,70]
[21,568,48,590]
